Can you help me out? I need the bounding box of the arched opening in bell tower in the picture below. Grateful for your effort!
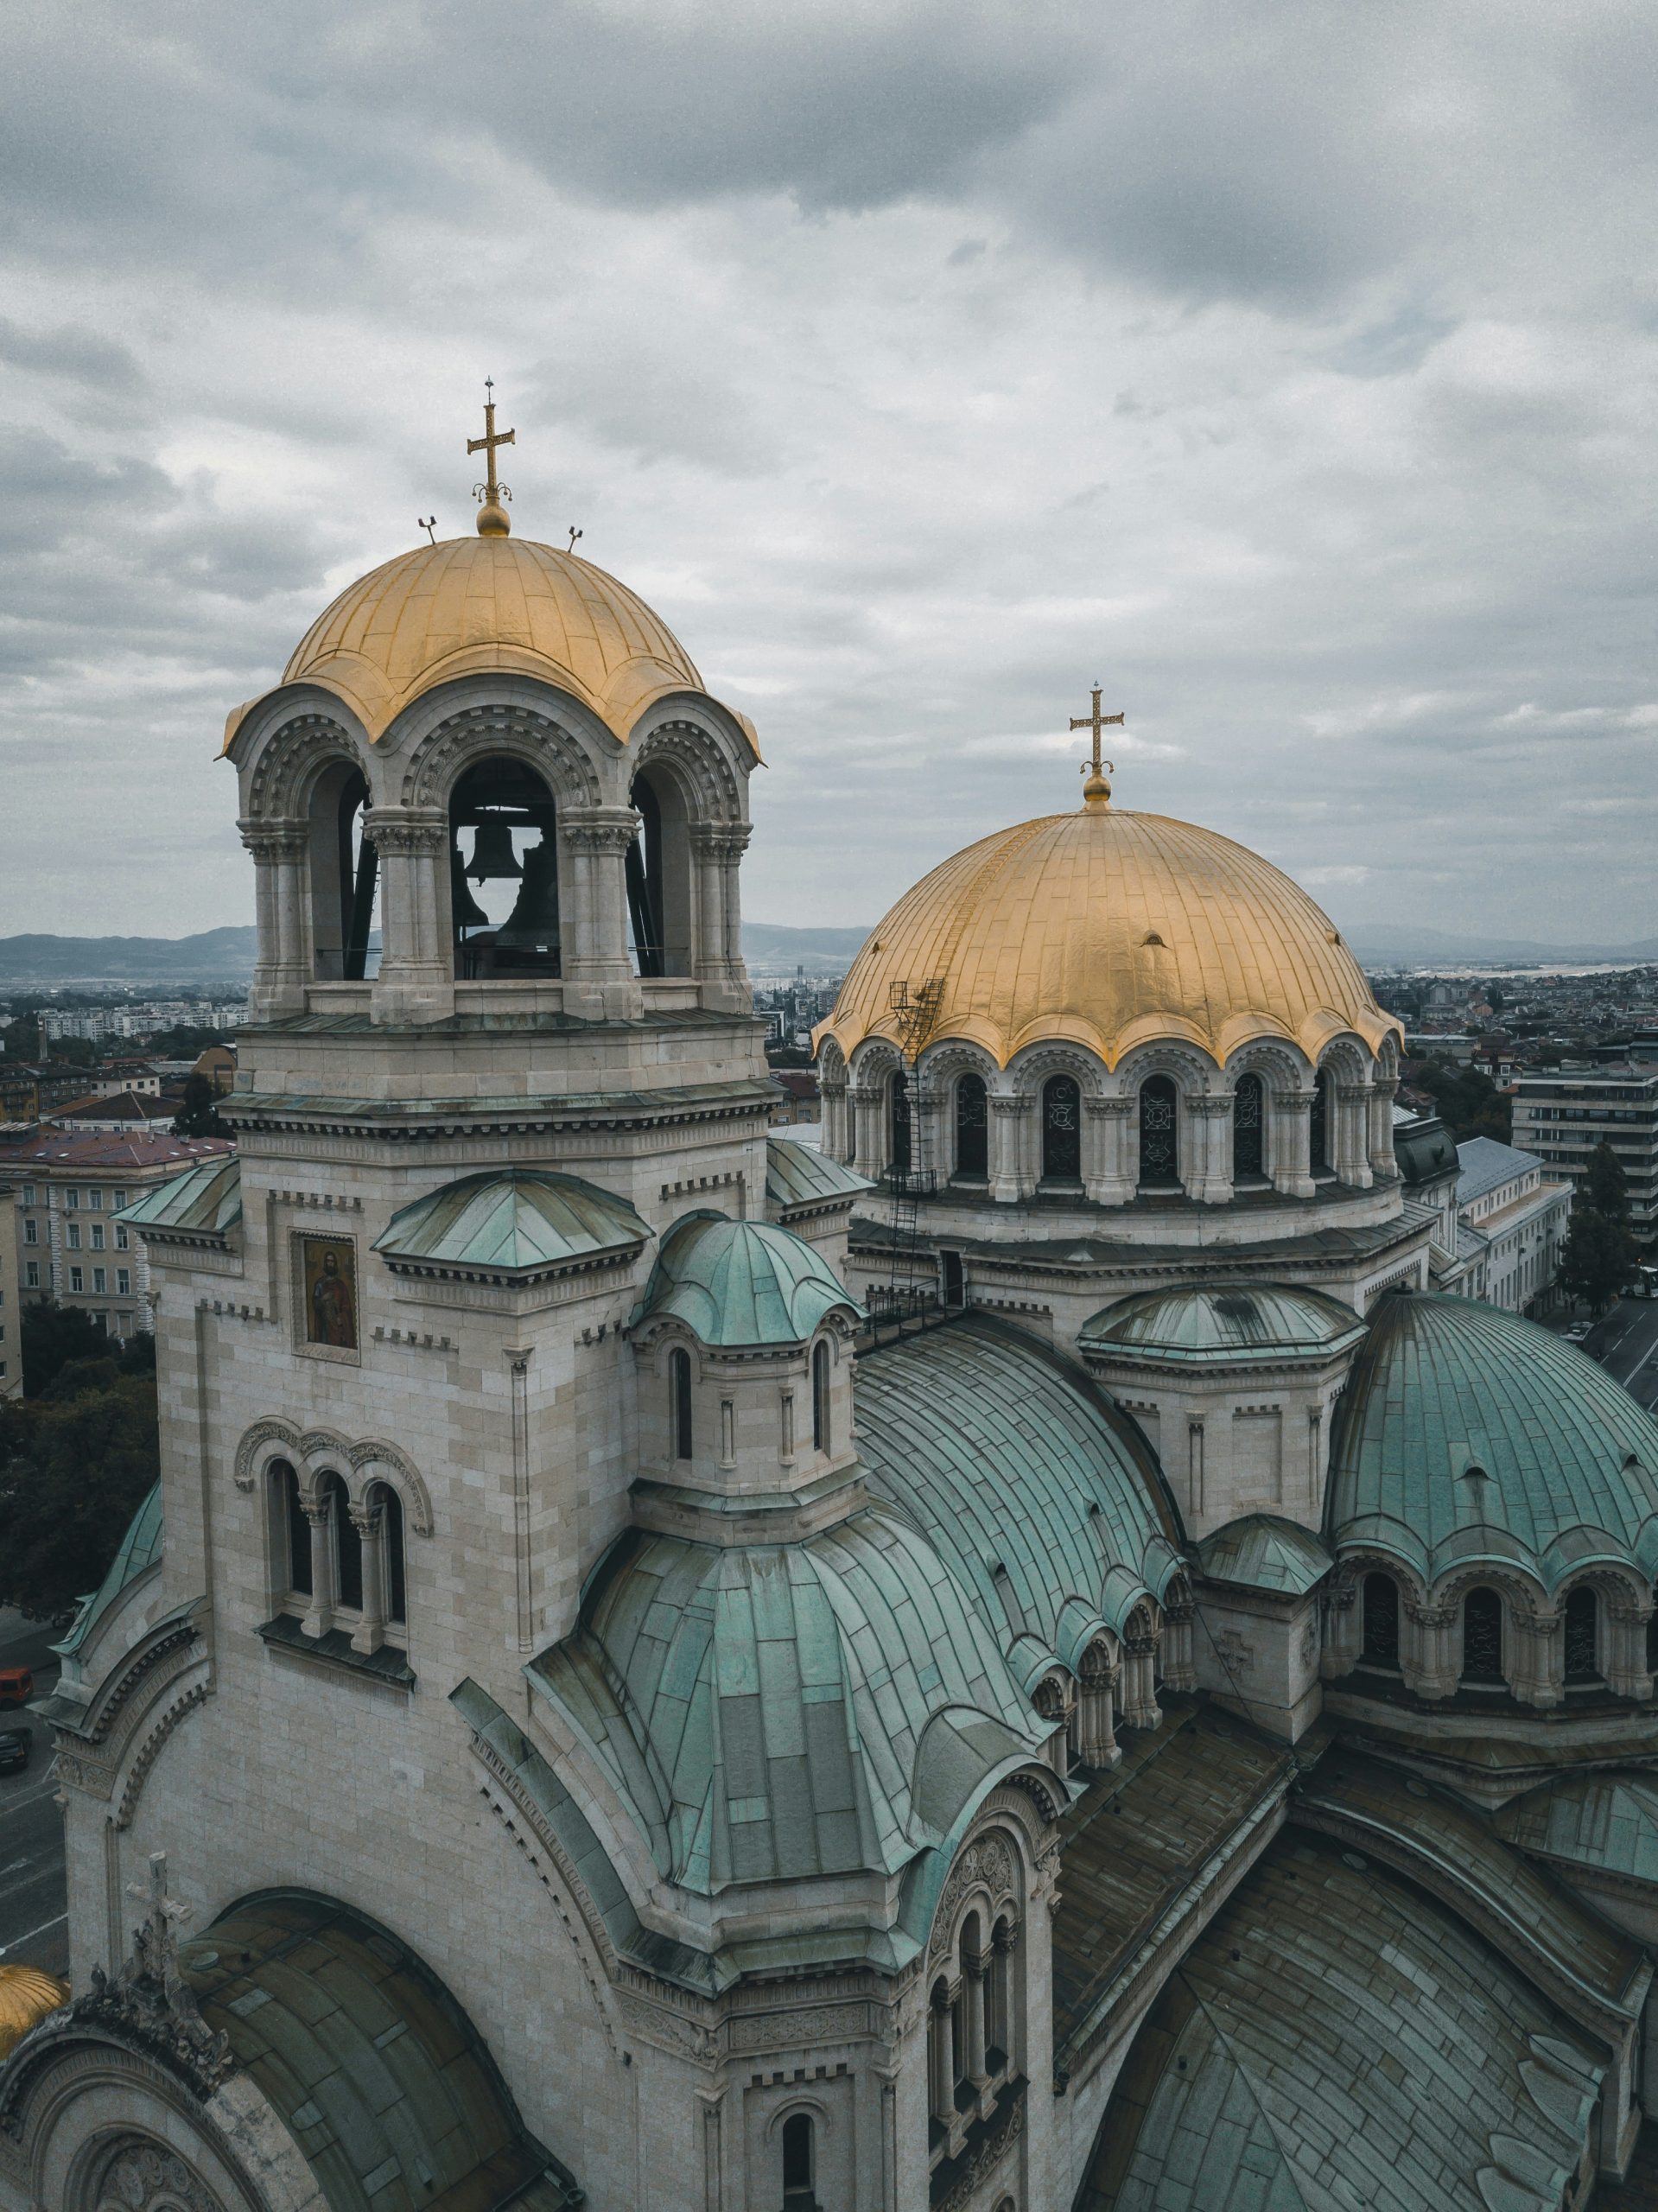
[308,761,381,982]
[627,763,695,977]
[448,757,560,979]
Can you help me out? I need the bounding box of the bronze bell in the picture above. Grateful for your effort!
[494,840,560,950]
[467,817,523,882]
[450,849,489,929]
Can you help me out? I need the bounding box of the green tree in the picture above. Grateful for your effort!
[172,1071,227,1138]
[20,1301,112,1394]
[1584,1141,1630,1224]
[1557,1200,1638,1319]
[0,1362,159,1619]
[1414,1059,1512,1145]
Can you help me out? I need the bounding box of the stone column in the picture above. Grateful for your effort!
[1321,1572,1361,1678]
[1186,1095,1235,1205]
[561,806,642,1016]
[1609,1599,1654,1700]
[990,1921,1017,2067]
[350,1501,386,1656]
[964,1951,989,2089]
[1122,1631,1162,1730]
[1511,1605,1561,1707]
[1078,1656,1121,1767]
[849,1084,884,1179]
[1402,1599,1458,1700]
[1084,1097,1135,1205]
[1368,1074,1399,1179]
[300,1497,335,1642]
[240,817,309,1019]
[366,807,452,1020]
[690,819,753,1011]
[911,1076,944,1183]
[1271,1087,1318,1198]
[1334,1083,1374,1187]
[822,1078,850,1162]
[1161,1592,1197,1691]
[931,1986,956,2130]
[988,1096,1031,1204]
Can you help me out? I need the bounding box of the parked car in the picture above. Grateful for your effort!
[0,1667,32,1711]
[1564,1323,1591,1344]
[0,1727,29,1775]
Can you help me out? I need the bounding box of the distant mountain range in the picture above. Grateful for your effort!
[3,918,1656,989]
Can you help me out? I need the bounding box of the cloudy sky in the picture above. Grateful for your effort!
[3,0,1657,945]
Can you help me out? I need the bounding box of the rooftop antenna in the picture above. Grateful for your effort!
[418,515,437,544]
[568,525,584,555]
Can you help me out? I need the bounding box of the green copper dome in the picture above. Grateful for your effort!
[1327,1294,1658,1591]
[1083,1283,1366,1369]
[633,1211,861,1348]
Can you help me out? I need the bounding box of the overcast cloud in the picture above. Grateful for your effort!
[2,0,1656,944]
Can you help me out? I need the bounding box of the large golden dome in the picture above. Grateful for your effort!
[224,535,759,755]
[817,804,1397,1071]
[0,1964,68,2060]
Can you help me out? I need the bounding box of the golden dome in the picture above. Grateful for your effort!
[817,806,1399,1071]
[224,535,760,757]
[0,1964,68,2061]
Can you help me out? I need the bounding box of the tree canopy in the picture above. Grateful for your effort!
[1557,1199,1638,1319]
[1584,1140,1630,1224]
[1413,1058,1512,1144]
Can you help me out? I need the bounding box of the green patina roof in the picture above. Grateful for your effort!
[116,1153,242,1239]
[1077,1831,1606,2212]
[856,1315,1183,1677]
[1082,1282,1366,1368]
[632,1210,861,1347]
[765,1136,873,1212]
[1196,1514,1333,1596]
[180,1892,581,2211]
[54,1481,162,1660]
[1496,1772,1658,1885]
[1327,1293,1658,1591]
[374,1167,650,1275]
[530,1506,1047,1903]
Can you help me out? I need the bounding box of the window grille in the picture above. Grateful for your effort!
[1042,1075,1082,1180]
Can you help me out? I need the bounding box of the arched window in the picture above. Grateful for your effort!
[628,765,694,977]
[1138,1075,1179,1188]
[1041,1075,1082,1182]
[305,760,380,983]
[955,1073,988,1179]
[1309,1067,1331,1176]
[448,757,560,979]
[889,1070,912,1175]
[811,1339,831,1454]
[670,1348,694,1460]
[1361,1573,1400,1669]
[989,1914,1015,2072]
[1233,1072,1265,1181]
[321,1472,362,1611]
[273,1459,311,1600]
[1461,1586,1503,1684]
[1564,1586,1600,1683]
[374,1482,407,1630]
[780,2112,815,2209]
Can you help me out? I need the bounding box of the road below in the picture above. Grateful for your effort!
[1584,1298,1658,1416]
[0,1608,67,1980]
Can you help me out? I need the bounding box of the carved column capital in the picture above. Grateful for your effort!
[689,819,753,861]
[363,806,448,858]
[561,805,641,856]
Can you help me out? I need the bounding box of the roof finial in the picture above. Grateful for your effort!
[468,377,516,537]
[1070,682,1123,810]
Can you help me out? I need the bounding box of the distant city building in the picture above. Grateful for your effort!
[44,1090,178,1135]
[0,1169,18,1398]
[0,1128,232,1338]
[1511,1065,1658,1234]
[1453,1137,1571,1314]
[768,1068,820,1125]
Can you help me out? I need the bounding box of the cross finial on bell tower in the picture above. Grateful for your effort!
[1070,683,1124,810]
[467,378,516,537]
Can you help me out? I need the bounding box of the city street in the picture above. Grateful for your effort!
[0,1607,67,1981]
[1583,1297,1658,1416]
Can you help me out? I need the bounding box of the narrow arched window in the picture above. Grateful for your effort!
[1233,1072,1265,1181]
[1138,1076,1179,1187]
[889,1070,912,1175]
[322,1472,362,1611]
[955,1072,988,1179]
[1461,1586,1503,1684]
[1564,1586,1600,1683]
[1309,1067,1331,1176]
[273,1459,311,1599]
[780,2113,815,2208]
[1041,1075,1082,1181]
[1360,1573,1399,1668]
[378,1484,407,1628]
[671,1347,694,1460]
[811,1339,831,1454]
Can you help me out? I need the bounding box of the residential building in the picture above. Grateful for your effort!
[1511,1065,1658,1233]
[768,1067,820,1124]
[1453,1136,1571,1314]
[43,1090,177,1135]
[0,1128,232,1338]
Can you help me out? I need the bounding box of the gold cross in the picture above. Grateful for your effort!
[467,377,516,514]
[1070,683,1124,785]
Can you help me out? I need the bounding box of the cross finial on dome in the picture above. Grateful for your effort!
[1070,683,1124,810]
[467,378,516,537]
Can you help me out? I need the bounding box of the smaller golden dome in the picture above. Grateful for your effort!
[0,1964,69,2060]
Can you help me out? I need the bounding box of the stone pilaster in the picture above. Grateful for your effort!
[1511,1603,1561,1707]
[849,1084,884,1179]
[1334,1082,1375,1187]
[1321,1571,1361,1677]
[240,817,309,1019]
[690,819,753,1011]
[1122,1630,1162,1730]
[1271,1086,1317,1198]
[988,1095,1031,1204]
[349,1500,386,1656]
[822,1078,850,1162]
[1402,1599,1458,1700]
[561,805,642,1016]
[1083,1096,1134,1204]
[1368,1072,1400,1178]
[365,807,452,1021]
[1607,1599,1653,1700]
[1185,1095,1235,1205]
